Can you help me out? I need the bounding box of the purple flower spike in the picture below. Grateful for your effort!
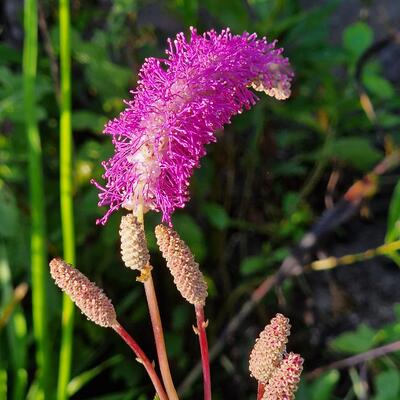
[93,27,293,225]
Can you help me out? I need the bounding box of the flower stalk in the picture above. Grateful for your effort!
[133,209,179,400]
[195,304,211,400]
[257,383,265,400]
[143,274,179,400]
[50,258,168,400]
[155,224,210,399]
[113,322,168,400]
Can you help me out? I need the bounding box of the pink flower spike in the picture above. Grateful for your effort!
[93,27,293,225]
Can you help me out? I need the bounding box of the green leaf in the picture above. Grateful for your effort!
[377,113,400,128]
[326,137,381,171]
[240,256,266,276]
[349,367,364,399]
[202,202,230,230]
[311,370,340,400]
[343,22,373,58]
[363,74,395,99]
[385,180,400,243]
[13,369,27,400]
[330,324,378,354]
[0,370,7,400]
[373,369,400,400]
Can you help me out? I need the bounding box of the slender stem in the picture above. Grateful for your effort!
[311,239,400,271]
[299,127,335,200]
[58,0,76,399]
[257,382,265,400]
[134,208,179,400]
[195,304,211,400]
[306,340,400,380]
[0,283,28,330]
[113,322,168,400]
[144,276,179,400]
[23,0,51,397]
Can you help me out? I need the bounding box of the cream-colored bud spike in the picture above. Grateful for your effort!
[49,258,117,328]
[120,214,150,271]
[262,352,304,400]
[249,313,291,384]
[155,224,208,306]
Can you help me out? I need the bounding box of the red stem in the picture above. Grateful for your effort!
[257,382,265,400]
[195,304,211,400]
[113,322,168,400]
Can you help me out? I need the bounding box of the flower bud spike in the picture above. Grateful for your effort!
[249,313,291,384]
[155,224,208,306]
[120,214,150,272]
[262,352,304,400]
[49,258,117,328]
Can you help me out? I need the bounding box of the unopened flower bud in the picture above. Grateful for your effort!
[155,224,207,306]
[120,214,150,271]
[49,258,117,328]
[262,352,303,400]
[249,313,291,384]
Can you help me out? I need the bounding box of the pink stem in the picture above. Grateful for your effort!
[144,275,179,400]
[257,382,265,400]
[195,304,211,400]
[113,322,168,400]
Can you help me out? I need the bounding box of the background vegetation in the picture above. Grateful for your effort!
[1,0,400,399]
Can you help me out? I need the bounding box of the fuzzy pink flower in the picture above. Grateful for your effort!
[93,27,293,225]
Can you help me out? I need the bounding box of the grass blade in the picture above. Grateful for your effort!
[0,241,28,400]
[57,0,76,399]
[23,0,51,397]
[67,355,122,397]
[0,369,7,399]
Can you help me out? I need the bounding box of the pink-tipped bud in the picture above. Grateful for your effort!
[262,352,304,400]
[155,224,208,306]
[249,314,291,384]
[119,214,150,271]
[49,258,117,328]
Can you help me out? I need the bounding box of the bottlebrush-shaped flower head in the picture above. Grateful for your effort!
[49,258,117,328]
[93,27,293,225]
[249,313,291,384]
[119,214,150,271]
[155,224,208,306]
[262,352,303,400]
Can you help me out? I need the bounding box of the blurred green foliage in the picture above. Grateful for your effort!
[1,0,400,399]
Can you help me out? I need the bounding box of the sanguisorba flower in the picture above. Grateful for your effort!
[93,27,293,225]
